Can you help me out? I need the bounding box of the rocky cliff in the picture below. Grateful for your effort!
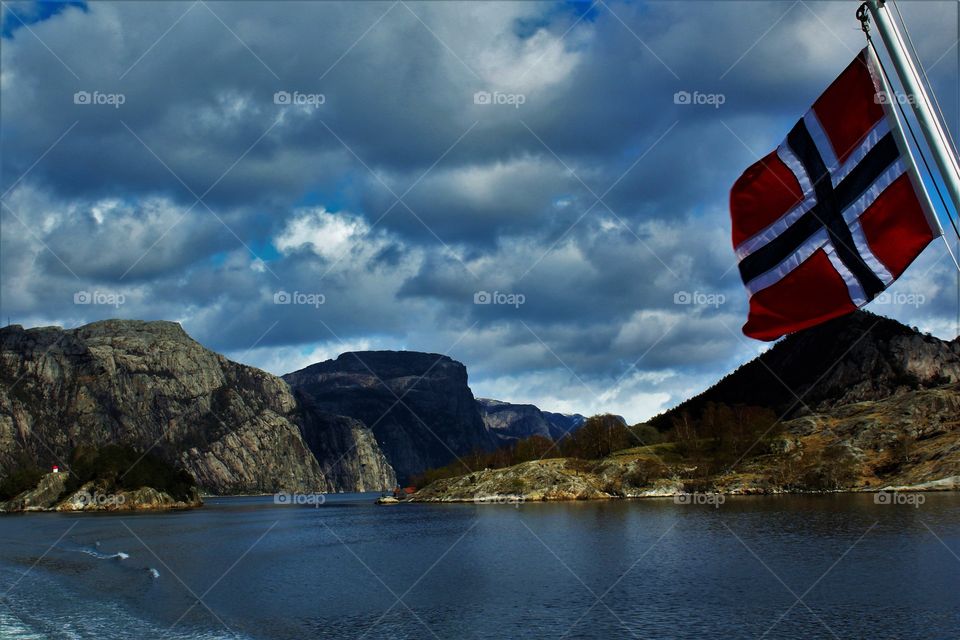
[295,404,397,492]
[0,320,394,494]
[477,398,585,443]
[285,351,497,482]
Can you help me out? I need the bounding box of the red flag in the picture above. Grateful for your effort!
[730,48,941,341]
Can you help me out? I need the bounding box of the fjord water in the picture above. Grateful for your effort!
[1,494,958,639]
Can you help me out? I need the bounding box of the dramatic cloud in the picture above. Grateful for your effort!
[2,0,958,422]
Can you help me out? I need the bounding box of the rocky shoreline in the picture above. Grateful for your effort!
[0,473,203,513]
[408,443,960,504]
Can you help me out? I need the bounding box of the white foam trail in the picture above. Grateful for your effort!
[75,548,129,560]
[147,568,159,579]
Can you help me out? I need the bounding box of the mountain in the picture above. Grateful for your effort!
[294,404,396,492]
[414,312,960,501]
[284,352,498,482]
[651,310,960,429]
[0,320,394,494]
[476,398,585,443]
[543,412,588,438]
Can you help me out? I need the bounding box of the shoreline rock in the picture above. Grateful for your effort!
[407,454,960,504]
[0,473,203,513]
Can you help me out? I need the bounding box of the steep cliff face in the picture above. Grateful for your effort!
[477,399,553,443]
[294,402,397,492]
[477,398,586,443]
[0,321,393,494]
[653,311,960,426]
[284,351,497,482]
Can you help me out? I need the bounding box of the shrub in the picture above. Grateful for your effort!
[623,459,669,487]
[65,445,196,501]
[797,444,861,491]
[629,424,662,446]
[560,415,632,459]
[0,456,45,501]
[409,434,559,489]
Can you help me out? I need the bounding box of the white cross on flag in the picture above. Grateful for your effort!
[730,47,942,340]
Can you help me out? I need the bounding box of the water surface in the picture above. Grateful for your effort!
[1,493,958,638]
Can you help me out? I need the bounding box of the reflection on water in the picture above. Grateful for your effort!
[1,493,958,639]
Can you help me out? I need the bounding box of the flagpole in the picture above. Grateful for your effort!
[866,0,960,232]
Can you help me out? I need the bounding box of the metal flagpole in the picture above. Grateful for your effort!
[867,1,960,241]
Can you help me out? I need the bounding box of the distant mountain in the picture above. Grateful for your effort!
[0,321,394,494]
[284,352,498,483]
[543,412,588,437]
[651,310,960,429]
[477,398,585,443]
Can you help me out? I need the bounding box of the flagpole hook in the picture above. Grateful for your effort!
[856,3,872,38]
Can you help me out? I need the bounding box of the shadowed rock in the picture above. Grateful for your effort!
[285,351,497,482]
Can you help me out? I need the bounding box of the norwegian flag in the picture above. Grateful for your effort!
[731,48,942,341]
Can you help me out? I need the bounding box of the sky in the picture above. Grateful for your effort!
[1,0,959,424]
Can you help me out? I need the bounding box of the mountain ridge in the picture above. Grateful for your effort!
[650,310,960,429]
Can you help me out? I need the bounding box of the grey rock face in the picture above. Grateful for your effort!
[0,471,68,512]
[294,406,397,492]
[477,398,553,443]
[0,320,394,494]
[285,351,497,482]
[476,398,586,443]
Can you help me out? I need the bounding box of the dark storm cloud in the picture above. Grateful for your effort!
[2,0,958,422]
